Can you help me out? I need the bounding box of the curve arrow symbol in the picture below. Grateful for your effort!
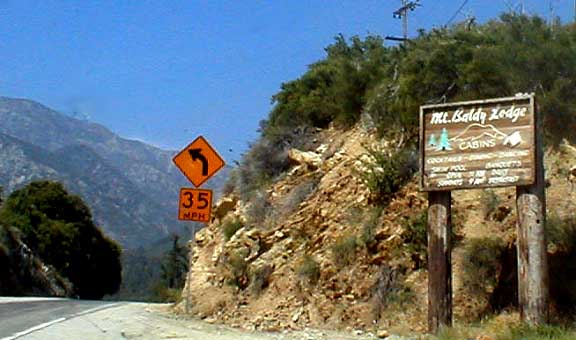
[188,148,209,176]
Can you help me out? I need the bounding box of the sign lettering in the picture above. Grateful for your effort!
[178,188,212,223]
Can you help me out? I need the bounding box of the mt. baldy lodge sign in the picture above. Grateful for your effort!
[420,94,536,191]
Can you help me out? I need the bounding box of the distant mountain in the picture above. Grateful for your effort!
[0,97,228,248]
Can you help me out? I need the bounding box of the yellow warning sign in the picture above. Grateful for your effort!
[173,136,225,187]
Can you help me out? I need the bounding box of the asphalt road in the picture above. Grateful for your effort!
[0,297,119,340]
[0,297,404,340]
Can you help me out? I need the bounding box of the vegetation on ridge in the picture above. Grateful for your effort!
[0,181,122,299]
[208,13,576,333]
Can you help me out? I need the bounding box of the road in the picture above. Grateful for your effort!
[0,297,119,340]
[0,297,388,340]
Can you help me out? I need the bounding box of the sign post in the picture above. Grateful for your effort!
[173,135,226,314]
[419,94,547,332]
[427,191,452,333]
[516,105,548,324]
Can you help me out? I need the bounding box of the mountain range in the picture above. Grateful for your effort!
[0,96,227,248]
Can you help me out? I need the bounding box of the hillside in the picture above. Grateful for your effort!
[179,119,576,335]
[177,14,576,337]
[0,96,226,248]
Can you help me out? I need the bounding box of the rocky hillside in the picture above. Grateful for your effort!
[0,96,225,248]
[179,121,429,332]
[179,119,576,335]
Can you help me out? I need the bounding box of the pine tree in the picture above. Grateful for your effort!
[437,128,452,151]
[428,134,437,147]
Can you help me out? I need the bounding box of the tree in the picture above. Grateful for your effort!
[160,235,188,289]
[437,128,452,151]
[0,181,122,299]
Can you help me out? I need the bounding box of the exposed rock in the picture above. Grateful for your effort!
[377,329,390,338]
[288,149,322,169]
[212,196,238,223]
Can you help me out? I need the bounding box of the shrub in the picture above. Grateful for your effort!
[297,254,320,285]
[249,264,274,296]
[480,189,500,220]
[237,137,290,199]
[331,234,358,268]
[461,237,507,295]
[401,212,428,269]
[358,146,418,205]
[371,265,414,320]
[245,190,271,227]
[222,219,243,241]
[547,214,576,314]
[499,324,576,340]
[360,206,383,254]
[224,250,249,290]
[151,286,182,303]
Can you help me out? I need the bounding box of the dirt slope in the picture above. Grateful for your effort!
[178,120,576,334]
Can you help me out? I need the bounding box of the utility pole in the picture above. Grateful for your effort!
[387,0,421,43]
[549,0,555,30]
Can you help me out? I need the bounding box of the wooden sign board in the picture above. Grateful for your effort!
[420,95,535,191]
[178,188,212,223]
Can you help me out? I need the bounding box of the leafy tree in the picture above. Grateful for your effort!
[160,235,188,289]
[0,181,121,299]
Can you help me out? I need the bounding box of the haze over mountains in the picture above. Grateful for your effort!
[0,96,224,248]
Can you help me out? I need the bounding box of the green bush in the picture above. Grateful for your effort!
[401,212,428,269]
[249,264,274,296]
[237,137,290,199]
[480,189,500,220]
[331,234,358,268]
[297,254,320,285]
[222,219,243,241]
[461,237,507,295]
[224,250,249,290]
[498,324,576,340]
[546,214,576,315]
[358,147,418,205]
[360,206,383,253]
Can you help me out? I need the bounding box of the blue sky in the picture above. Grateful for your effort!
[0,1,574,161]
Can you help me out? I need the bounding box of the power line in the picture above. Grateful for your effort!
[446,0,470,26]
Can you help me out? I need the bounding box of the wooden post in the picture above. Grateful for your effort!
[427,191,452,333]
[516,104,548,325]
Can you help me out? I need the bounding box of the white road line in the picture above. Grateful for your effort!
[0,302,120,340]
[1,318,66,340]
[0,297,66,304]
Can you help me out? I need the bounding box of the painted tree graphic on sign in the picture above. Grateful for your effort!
[428,134,437,147]
[436,128,452,151]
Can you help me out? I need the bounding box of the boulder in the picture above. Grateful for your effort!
[212,196,238,223]
[288,149,322,169]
